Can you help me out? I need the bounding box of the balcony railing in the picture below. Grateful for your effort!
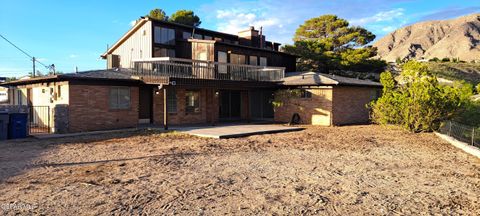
[132,57,285,83]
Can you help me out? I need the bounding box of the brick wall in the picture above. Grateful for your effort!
[68,85,139,132]
[274,88,333,126]
[153,87,219,126]
[332,86,377,125]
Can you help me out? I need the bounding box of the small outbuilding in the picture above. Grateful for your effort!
[275,72,382,126]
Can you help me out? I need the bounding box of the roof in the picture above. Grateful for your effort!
[282,72,382,87]
[1,69,139,86]
[102,16,293,58]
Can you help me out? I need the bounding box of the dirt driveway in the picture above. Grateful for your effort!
[0,125,479,215]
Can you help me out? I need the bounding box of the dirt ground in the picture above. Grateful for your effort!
[0,125,479,215]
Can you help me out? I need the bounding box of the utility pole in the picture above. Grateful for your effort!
[32,57,36,78]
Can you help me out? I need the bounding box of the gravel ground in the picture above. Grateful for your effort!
[0,125,479,215]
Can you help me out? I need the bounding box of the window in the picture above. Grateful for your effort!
[230,53,246,65]
[154,27,175,45]
[204,35,213,40]
[249,56,258,66]
[260,57,267,66]
[185,90,200,113]
[154,47,175,57]
[57,85,62,98]
[109,87,131,110]
[193,33,203,39]
[167,88,177,113]
[182,31,192,40]
[300,89,312,98]
[217,51,228,74]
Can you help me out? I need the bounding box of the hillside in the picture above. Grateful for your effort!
[427,62,480,85]
[373,13,480,62]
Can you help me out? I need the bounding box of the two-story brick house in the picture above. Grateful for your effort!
[2,16,382,134]
[2,17,297,133]
[98,16,297,129]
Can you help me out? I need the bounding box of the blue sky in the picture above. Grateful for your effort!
[1,0,479,77]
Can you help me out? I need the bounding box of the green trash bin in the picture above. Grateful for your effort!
[0,112,9,140]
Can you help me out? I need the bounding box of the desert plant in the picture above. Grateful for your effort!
[476,84,480,94]
[441,57,450,62]
[370,61,473,132]
[429,57,440,62]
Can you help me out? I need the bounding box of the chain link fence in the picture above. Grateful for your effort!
[438,121,479,148]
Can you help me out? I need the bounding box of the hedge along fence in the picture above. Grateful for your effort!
[438,121,480,148]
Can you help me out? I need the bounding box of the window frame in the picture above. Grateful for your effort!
[153,47,176,58]
[260,57,268,66]
[185,90,201,114]
[249,56,258,66]
[154,26,176,45]
[109,87,131,110]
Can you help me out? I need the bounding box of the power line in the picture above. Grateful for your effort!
[0,33,50,69]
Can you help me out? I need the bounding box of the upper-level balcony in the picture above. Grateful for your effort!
[131,57,285,84]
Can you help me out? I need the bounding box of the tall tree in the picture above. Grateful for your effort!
[149,8,168,21]
[169,10,201,27]
[284,15,384,73]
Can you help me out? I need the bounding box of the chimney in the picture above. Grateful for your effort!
[238,26,260,47]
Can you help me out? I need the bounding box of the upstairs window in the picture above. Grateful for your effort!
[260,57,267,66]
[230,53,246,65]
[249,56,258,66]
[182,31,192,40]
[154,47,175,57]
[204,35,213,40]
[154,27,175,45]
[185,90,200,113]
[110,87,131,110]
[193,33,203,39]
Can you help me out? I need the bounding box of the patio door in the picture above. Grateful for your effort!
[219,90,241,121]
[250,90,274,121]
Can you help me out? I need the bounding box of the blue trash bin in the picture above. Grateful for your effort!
[0,112,8,140]
[8,113,28,139]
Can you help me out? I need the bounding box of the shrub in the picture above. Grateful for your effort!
[370,61,473,132]
[429,57,440,62]
[441,57,450,62]
[476,84,480,94]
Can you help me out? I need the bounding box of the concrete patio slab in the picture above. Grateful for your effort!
[172,124,304,139]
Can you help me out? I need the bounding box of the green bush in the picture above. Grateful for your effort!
[476,84,480,94]
[370,61,473,132]
[441,57,450,62]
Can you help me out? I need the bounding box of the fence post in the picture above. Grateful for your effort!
[448,121,452,136]
[472,127,475,146]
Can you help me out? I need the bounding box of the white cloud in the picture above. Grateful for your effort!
[215,9,281,35]
[129,20,137,27]
[350,8,405,26]
[69,54,78,59]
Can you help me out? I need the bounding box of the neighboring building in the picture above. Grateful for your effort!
[275,72,382,126]
[0,87,8,104]
[0,18,382,134]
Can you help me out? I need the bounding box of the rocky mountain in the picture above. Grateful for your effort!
[373,13,480,62]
